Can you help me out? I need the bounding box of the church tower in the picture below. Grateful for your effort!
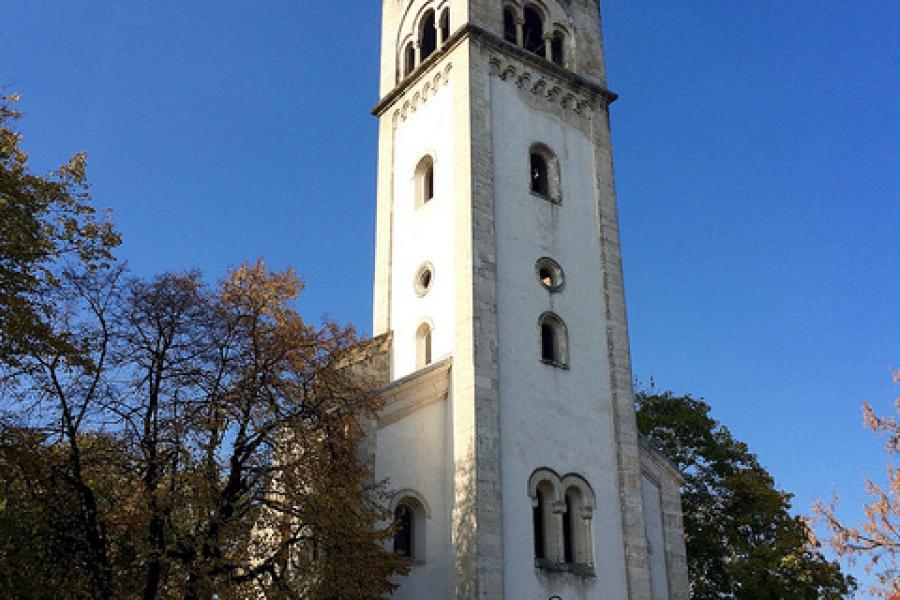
[368,2,689,599]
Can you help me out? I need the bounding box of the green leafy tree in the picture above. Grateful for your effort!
[0,91,119,369]
[636,390,856,600]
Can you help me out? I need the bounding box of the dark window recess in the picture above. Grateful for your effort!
[539,267,553,287]
[551,34,564,66]
[533,489,545,559]
[394,505,413,558]
[541,323,555,362]
[523,6,544,56]
[563,494,574,563]
[404,43,416,76]
[440,9,450,43]
[531,153,549,197]
[503,8,517,44]
[420,11,437,60]
[424,165,434,202]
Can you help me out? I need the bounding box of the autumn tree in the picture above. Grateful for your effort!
[636,390,856,600]
[812,371,900,596]
[0,261,406,599]
[0,91,119,369]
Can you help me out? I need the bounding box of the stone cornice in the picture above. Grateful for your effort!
[639,436,685,485]
[376,357,452,428]
[371,23,617,118]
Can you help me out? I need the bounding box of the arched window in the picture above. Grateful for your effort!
[392,493,429,561]
[420,10,437,61]
[503,7,518,44]
[523,5,544,56]
[415,155,435,207]
[551,31,565,66]
[439,9,450,45]
[416,322,432,369]
[561,476,595,566]
[530,152,549,197]
[394,504,414,557]
[529,144,561,203]
[539,312,567,367]
[403,41,416,77]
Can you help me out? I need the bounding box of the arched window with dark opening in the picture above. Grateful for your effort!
[551,32,565,66]
[420,10,437,61]
[562,492,574,563]
[394,504,413,558]
[533,487,546,560]
[523,5,544,56]
[404,41,416,77]
[529,144,561,203]
[416,322,433,369]
[503,7,518,44]
[540,312,567,367]
[415,155,435,207]
[439,9,450,45]
[530,152,549,197]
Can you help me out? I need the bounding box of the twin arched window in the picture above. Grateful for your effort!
[400,6,451,81]
[529,470,595,569]
[503,4,568,67]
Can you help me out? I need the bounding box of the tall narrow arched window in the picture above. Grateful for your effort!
[503,7,518,44]
[551,32,565,66]
[420,10,437,61]
[404,41,416,77]
[415,155,435,207]
[439,9,450,45]
[539,312,567,367]
[529,144,561,203]
[560,477,595,566]
[394,504,413,558]
[416,322,432,369]
[392,492,429,562]
[523,5,544,56]
[529,471,562,563]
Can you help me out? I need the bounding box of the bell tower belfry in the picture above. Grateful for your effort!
[368,2,689,599]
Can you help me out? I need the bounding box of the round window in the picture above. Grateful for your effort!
[415,262,435,297]
[535,257,564,292]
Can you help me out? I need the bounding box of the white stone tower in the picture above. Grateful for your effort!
[367,1,689,599]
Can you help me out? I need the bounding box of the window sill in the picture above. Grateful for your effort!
[541,358,569,370]
[534,558,595,577]
[529,191,562,205]
[534,558,597,577]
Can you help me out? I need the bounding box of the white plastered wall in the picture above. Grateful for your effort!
[375,399,452,599]
[490,77,629,599]
[390,79,457,380]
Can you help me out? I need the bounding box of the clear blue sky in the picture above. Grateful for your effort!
[4,1,898,594]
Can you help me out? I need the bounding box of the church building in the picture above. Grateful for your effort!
[363,1,689,598]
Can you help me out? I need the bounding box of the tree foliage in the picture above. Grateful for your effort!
[0,91,119,368]
[635,390,856,600]
[812,371,900,596]
[1,257,406,597]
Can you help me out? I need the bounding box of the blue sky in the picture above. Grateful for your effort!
[4,1,898,594]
